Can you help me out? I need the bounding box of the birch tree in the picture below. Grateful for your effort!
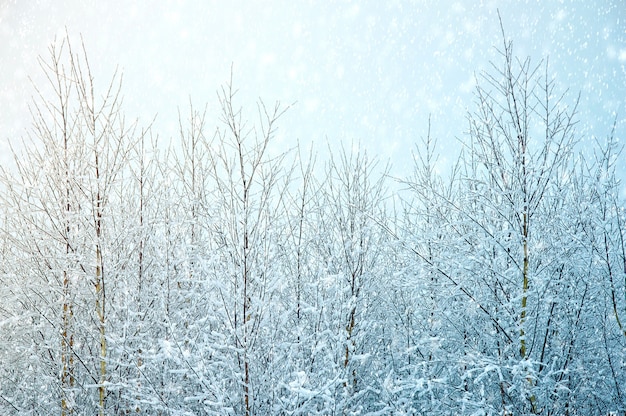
[200,77,293,415]
[310,144,390,414]
[398,26,588,412]
[0,35,138,415]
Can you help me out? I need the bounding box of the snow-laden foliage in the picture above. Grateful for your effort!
[0,35,624,415]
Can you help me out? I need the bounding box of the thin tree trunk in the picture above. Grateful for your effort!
[95,175,107,416]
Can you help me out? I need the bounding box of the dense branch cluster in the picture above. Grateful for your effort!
[0,36,624,415]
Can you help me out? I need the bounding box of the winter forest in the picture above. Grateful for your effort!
[0,27,625,415]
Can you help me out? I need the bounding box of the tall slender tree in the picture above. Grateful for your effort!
[203,75,292,415]
[0,35,138,415]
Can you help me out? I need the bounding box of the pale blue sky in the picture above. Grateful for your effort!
[1,0,625,179]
